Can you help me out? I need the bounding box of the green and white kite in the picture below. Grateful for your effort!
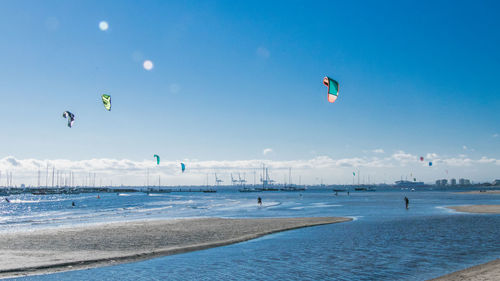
[101,94,111,111]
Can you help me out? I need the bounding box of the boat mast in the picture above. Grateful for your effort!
[289,167,292,186]
[45,164,49,188]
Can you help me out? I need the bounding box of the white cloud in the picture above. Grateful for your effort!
[99,21,109,31]
[372,149,384,154]
[256,47,270,59]
[426,153,438,159]
[262,148,273,155]
[392,151,415,163]
[1,153,499,186]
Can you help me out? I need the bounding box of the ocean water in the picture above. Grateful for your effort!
[3,188,500,280]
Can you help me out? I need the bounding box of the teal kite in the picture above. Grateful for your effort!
[101,94,111,111]
[181,163,186,173]
[323,76,339,103]
[154,155,160,165]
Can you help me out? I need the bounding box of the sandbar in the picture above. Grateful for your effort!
[0,217,351,278]
[455,190,500,195]
[447,205,500,214]
[430,258,500,281]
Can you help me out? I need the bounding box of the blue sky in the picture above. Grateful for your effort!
[0,0,499,185]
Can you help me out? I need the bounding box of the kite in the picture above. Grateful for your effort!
[323,76,339,103]
[154,155,160,165]
[352,172,355,176]
[101,94,111,111]
[62,111,75,128]
[420,156,424,161]
[428,162,433,167]
[181,163,186,173]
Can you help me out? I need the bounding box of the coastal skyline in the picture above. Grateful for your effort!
[0,0,499,185]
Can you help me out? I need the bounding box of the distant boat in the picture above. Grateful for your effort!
[354,186,376,191]
[239,187,258,192]
[281,184,306,192]
[394,180,427,188]
[256,164,279,191]
[31,191,46,195]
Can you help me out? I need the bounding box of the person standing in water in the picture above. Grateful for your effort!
[257,196,262,206]
[404,196,409,209]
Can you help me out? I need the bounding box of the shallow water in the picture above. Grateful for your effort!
[3,188,500,280]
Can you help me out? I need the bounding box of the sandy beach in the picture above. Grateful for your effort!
[455,190,500,195]
[430,258,500,281]
[447,205,500,214]
[0,217,350,278]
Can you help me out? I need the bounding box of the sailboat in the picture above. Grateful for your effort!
[280,168,306,191]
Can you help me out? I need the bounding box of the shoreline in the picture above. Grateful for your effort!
[446,205,500,214]
[430,258,500,281]
[0,217,351,279]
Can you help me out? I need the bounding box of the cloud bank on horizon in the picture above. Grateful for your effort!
[1,151,498,187]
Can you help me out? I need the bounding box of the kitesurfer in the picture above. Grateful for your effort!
[257,196,262,206]
[404,196,409,209]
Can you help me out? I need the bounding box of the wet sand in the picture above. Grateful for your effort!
[431,258,500,281]
[455,190,500,195]
[0,217,351,278]
[447,205,500,214]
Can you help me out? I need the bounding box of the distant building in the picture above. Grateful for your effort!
[493,180,500,186]
[450,179,456,186]
[459,178,471,186]
[436,179,448,186]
